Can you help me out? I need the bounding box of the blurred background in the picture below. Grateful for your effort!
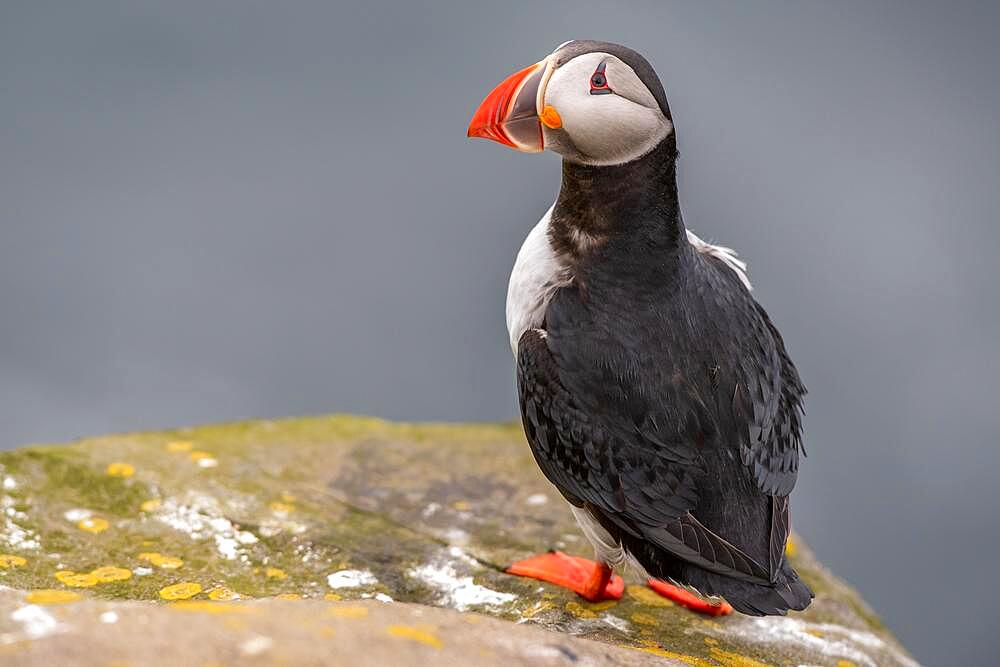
[2,1,997,663]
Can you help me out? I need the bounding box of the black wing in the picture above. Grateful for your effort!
[518,328,773,585]
[737,303,806,498]
[517,255,805,583]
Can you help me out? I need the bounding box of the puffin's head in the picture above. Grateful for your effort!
[467,40,673,166]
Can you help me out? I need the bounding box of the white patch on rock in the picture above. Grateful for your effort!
[2,477,16,491]
[8,605,63,641]
[63,508,92,522]
[240,635,273,656]
[152,492,258,562]
[408,547,516,612]
[99,611,119,624]
[718,617,920,667]
[327,569,378,589]
[133,567,153,576]
[258,514,307,538]
[197,457,219,468]
[421,502,441,519]
[525,494,548,506]
[0,496,39,550]
[442,528,469,545]
[215,536,240,560]
[236,530,258,544]
[600,614,631,633]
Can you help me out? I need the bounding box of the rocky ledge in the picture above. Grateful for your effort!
[0,415,916,666]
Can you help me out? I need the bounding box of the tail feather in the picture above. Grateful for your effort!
[622,531,813,616]
[674,558,812,616]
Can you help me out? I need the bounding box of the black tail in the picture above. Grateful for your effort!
[684,559,814,616]
[622,533,814,616]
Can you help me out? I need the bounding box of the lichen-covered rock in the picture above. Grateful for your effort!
[0,415,918,666]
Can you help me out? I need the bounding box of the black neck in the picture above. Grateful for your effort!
[549,136,685,260]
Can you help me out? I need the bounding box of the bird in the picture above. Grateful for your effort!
[467,40,813,616]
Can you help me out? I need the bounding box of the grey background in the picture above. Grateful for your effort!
[2,1,997,663]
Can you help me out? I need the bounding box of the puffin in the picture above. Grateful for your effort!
[467,40,813,616]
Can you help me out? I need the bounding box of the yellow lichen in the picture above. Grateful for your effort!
[0,554,27,568]
[138,552,183,569]
[324,593,342,601]
[627,585,675,607]
[274,593,301,600]
[704,637,719,646]
[165,440,193,452]
[327,605,368,619]
[451,500,470,511]
[265,567,287,580]
[91,566,132,583]
[268,502,294,515]
[280,492,297,503]
[159,582,203,600]
[317,626,336,638]
[189,451,214,462]
[837,662,857,667]
[106,462,135,478]
[521,600,554,618]
[636,645,715,667]
[630,611,659,626]
[785,535,797,557]
[709,648,773,667]
[140,499,162,512]
[78,517,109,534]
[156,556,184,569]
[54,571,98,587]
[26,589,81,605]
[564,600,598,619]
[208,587,240,601]
[386,625,443,649]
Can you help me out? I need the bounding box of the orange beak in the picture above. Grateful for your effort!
[467,60,547,152]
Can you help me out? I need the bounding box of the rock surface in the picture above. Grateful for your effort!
[0,415,917,666]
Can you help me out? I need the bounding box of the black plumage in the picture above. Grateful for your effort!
[516,129,813,615]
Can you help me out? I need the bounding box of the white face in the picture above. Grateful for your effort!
[540,51,673,166]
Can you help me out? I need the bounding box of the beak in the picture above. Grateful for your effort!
[467,60,548,152]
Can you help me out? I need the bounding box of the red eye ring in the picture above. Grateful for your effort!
[590,61,612,95]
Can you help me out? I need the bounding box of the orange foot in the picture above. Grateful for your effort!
[506,551,624,602]
[647,578,733,616]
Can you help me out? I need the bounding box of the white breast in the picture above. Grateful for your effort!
[505,206,569,354]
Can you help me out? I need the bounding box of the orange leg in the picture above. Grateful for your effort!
[647,578,733,616]
[506,551,624,602]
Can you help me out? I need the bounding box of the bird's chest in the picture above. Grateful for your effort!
[505,209,571,354]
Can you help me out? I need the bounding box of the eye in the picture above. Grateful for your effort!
[590,61,612,95]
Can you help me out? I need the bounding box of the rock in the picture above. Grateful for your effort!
[0,415,918,666]
[0,592,663,666]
